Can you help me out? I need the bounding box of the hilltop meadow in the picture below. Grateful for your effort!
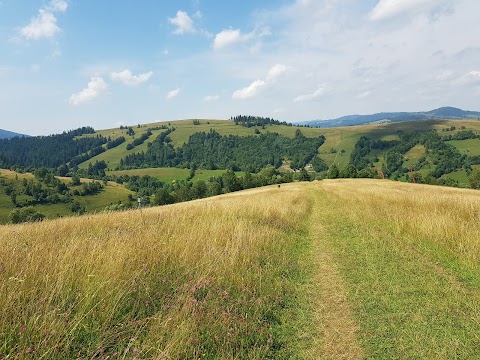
[1,180,479,359]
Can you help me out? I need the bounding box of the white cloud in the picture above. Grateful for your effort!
[266,64,289,81]
[48,0,68,12]
[294,85,327,102]
[168,11,195,34]
[213,29,253,50]
[69,76,108,106]
[369,0,451,21]
[232,80,265,99]
[455,70,480,85]
[232,64,288,100]
[20,9,59,40]
[111,69,153,86]
[204,95,219,102]
[18,0,67,40]
[166,88,181,99]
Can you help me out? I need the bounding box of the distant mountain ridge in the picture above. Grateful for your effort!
[0,129,28,139]
[300,107,480,128]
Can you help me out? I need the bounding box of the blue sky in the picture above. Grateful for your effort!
[1,0,480,135]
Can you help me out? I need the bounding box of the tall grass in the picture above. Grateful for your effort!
[0,185,311,359]
[317,179,480,358]
[322,179,480,267]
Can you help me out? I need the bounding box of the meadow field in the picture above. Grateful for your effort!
[1,180,479,358]
[107,167,242,183]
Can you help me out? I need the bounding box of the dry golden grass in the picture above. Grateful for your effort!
[320,179,480,267]
[0,184,312,358]
[2,179,480,358]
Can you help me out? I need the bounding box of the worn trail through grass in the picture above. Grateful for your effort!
[306,189,363,359]
[306,180,480,359]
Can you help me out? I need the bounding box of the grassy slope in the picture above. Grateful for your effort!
[1,180,479,358]
[107,167,191,183]
[0,169,134,224]
[448,138,480,156]
[79,118,480,173]
[0,184,313,359]
[79,128,168,170]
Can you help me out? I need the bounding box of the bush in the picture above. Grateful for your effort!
[9,207,45,224]
[327,164,339,179]
[469,168,480,189]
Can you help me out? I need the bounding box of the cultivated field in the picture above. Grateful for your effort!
[1,180,479,358]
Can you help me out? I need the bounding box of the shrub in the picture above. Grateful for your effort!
[469,168,480,189]
[9,207,45,224]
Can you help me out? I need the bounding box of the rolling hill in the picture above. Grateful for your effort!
[0,128,27,139]
[1,180,479,358]
[301,106,480,128]
[78,118,480,183]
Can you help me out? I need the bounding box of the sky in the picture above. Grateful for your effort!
[1,0,480,135]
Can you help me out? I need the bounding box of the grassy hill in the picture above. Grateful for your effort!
[1,180,479,358]
[79,118,480,184]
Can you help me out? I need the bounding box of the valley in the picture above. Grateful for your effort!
[1,117,480,224]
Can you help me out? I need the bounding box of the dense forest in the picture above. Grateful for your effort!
[231,115,292,128]
[120,129,325,172]
[0,127,107,169]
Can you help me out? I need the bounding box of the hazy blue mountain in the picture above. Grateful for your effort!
[0,129,28,139]
[299,107,480,128]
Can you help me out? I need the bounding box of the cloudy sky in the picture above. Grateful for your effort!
[1,0,479,135]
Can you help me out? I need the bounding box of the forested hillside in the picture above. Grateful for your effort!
[0,127,106,168]
[120,129,324,172]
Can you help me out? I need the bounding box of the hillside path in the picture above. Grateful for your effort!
[306,186,363,359]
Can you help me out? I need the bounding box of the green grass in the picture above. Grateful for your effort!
[441,165,480,184]
[107,168,191,183]
[192,169,242,181]
[404,144,426,163]
[79,128,168,170]
[167,120,258,147]
[107,168,242,183]
[448,138,480,156]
